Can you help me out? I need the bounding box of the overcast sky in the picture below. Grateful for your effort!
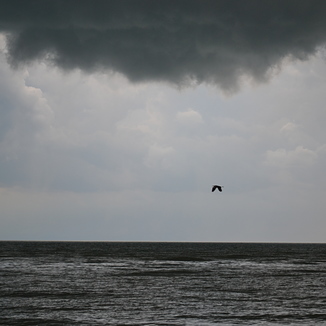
[1,0,326,242]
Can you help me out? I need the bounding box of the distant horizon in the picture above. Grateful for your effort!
[1,240,326,244]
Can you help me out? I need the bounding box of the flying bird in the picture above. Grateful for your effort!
[212,185,223,192]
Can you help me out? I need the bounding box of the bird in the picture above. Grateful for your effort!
[212,185,223,192]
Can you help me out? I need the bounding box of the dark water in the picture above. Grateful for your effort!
[1,242,326,325]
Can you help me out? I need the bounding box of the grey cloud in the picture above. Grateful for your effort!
[1,0,326,90]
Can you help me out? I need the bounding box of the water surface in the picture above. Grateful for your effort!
[1,242,326,325]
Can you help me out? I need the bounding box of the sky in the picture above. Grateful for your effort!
[1,0,326,242]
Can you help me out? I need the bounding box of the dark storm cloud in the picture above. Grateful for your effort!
[1,0,326,89]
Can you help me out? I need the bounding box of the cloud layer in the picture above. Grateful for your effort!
[2,0,326,90]
[1,42,326,241]
[1,2,326,242]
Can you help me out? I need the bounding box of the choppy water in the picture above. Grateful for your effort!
[1,242,326,325]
